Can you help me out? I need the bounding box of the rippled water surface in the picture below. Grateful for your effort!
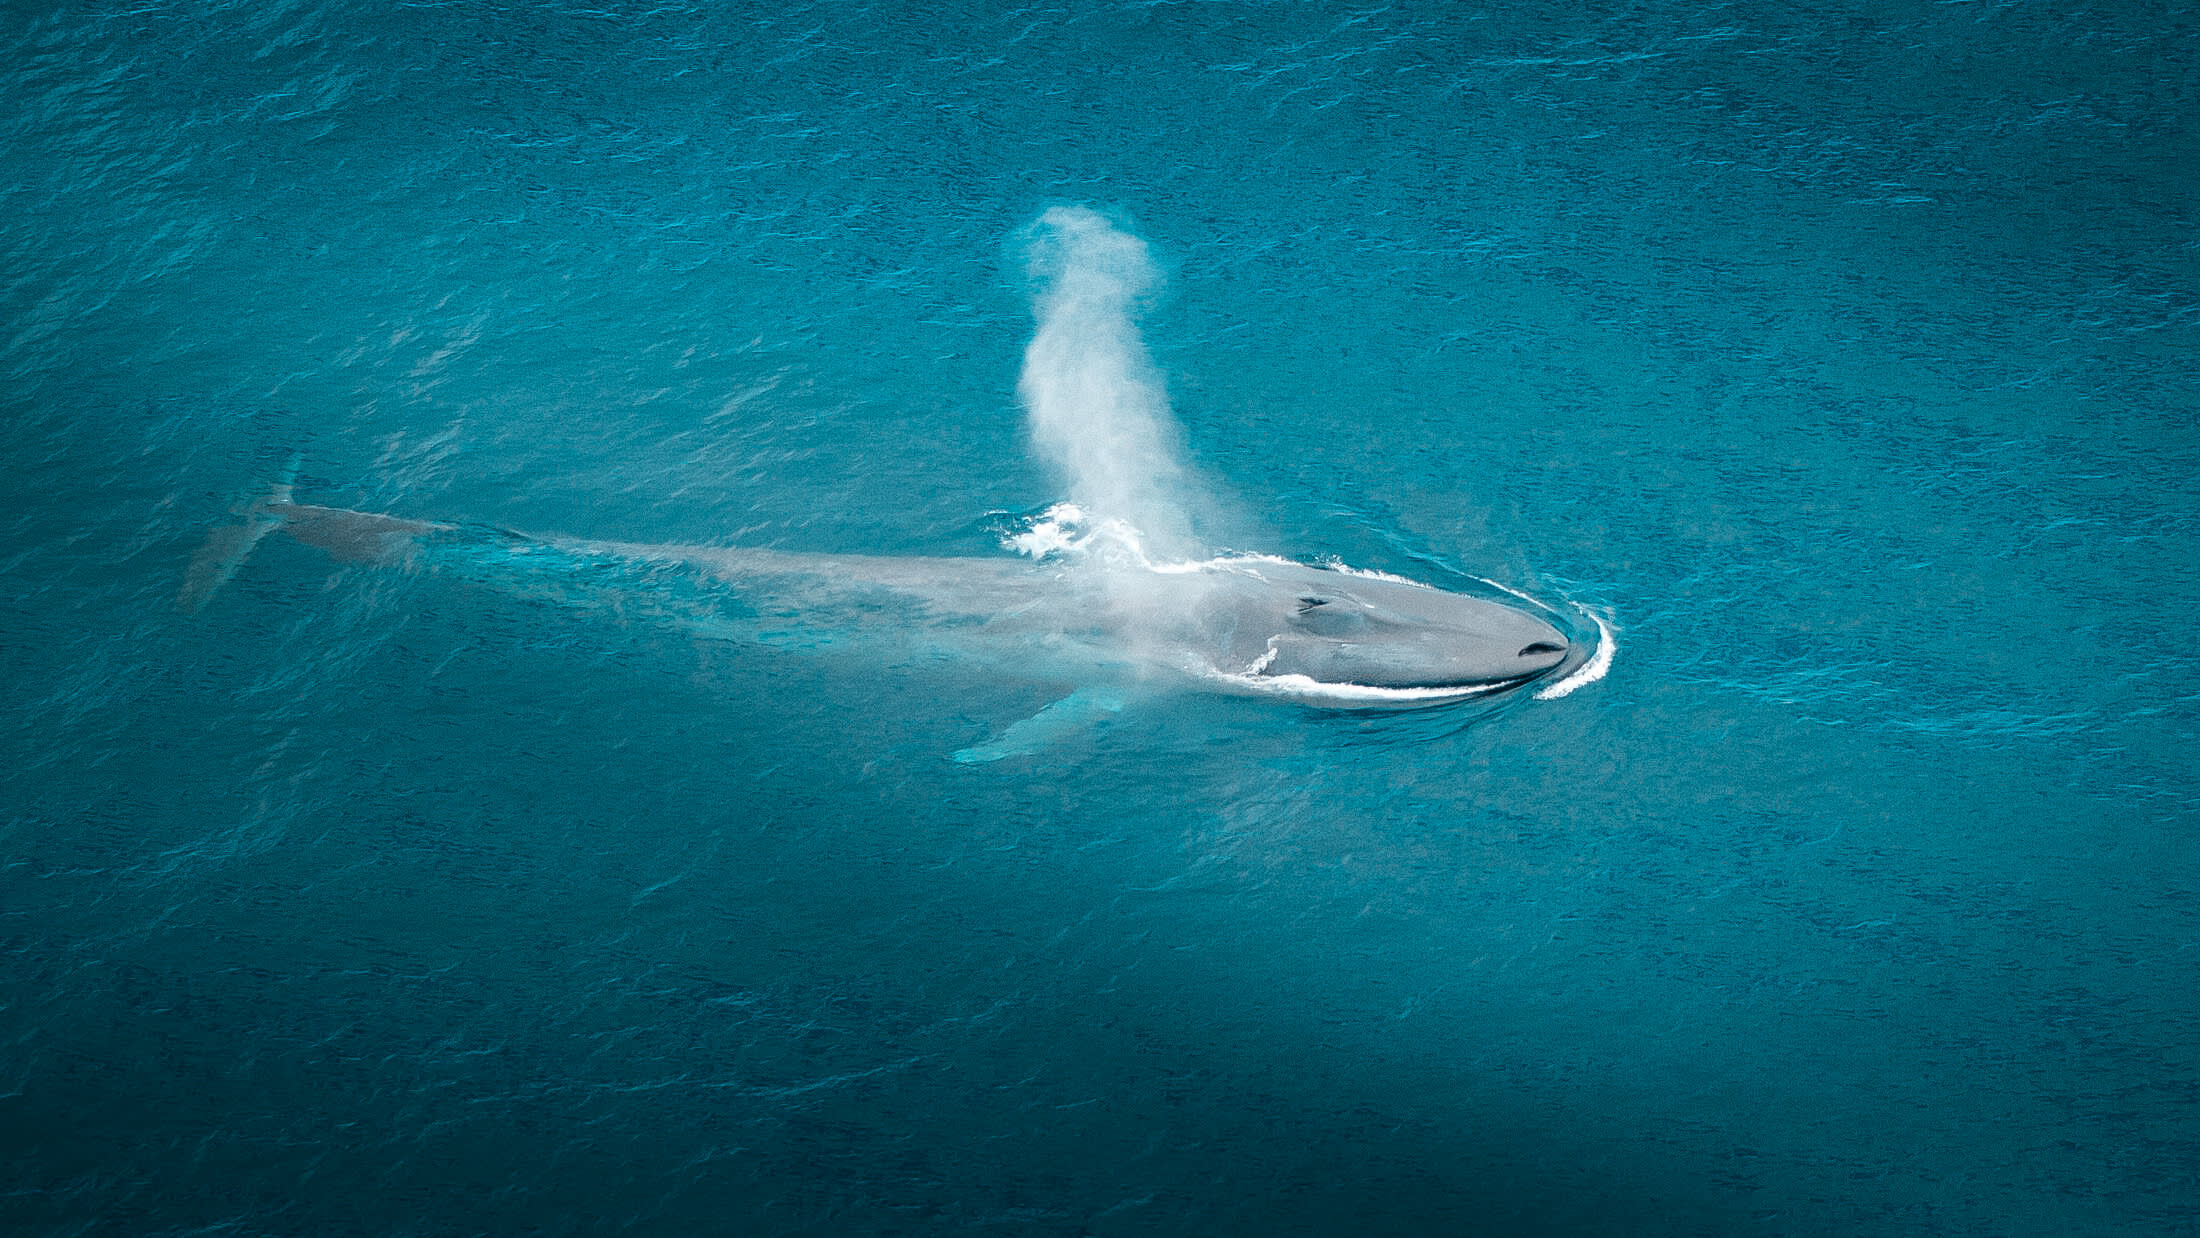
[4,2,2195,1233]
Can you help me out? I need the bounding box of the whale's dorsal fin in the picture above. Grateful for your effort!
[952,687,1126,764]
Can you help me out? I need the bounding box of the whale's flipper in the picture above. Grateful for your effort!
[953,688,1126,764]
[177,454,301,612]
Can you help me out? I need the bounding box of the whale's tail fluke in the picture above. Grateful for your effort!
[177,453,301,612]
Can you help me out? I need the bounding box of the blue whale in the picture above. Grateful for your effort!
[183,479,1590,759]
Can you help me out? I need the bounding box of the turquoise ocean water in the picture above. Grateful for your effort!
[3,2,2195,1233]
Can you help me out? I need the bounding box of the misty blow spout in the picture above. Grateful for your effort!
[1018,207,1200,560]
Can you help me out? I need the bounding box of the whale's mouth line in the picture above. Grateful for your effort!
[1306,667,1556,695]
[1216,662,1563,709]
[1430,669,1552,691]
[1250,656,1567,695]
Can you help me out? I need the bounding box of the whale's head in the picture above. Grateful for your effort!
[1194,561,1570,700]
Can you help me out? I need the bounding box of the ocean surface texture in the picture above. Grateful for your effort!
[4,2,2195,1234]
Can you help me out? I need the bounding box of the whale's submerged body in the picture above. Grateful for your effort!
[183,484,1590,759]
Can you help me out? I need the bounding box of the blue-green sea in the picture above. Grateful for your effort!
[4,2,2195,1233]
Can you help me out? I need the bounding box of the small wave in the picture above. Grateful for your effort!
[1004,502,1092,558]
[1203,668,1518,708]
[1323,560,1436,588]
[1535,605,1616,700]
[1003,505,1284,577]
[1468,572,1571,619]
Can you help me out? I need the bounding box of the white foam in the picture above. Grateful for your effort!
[1184,552,1296,579]
[1325,561,1435,588]
[1005,502,1091,559]
[1005,509,1287,580]
[1198,666,1514,708]
[1534,605,1616,700]
[1468,572,1570,619]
